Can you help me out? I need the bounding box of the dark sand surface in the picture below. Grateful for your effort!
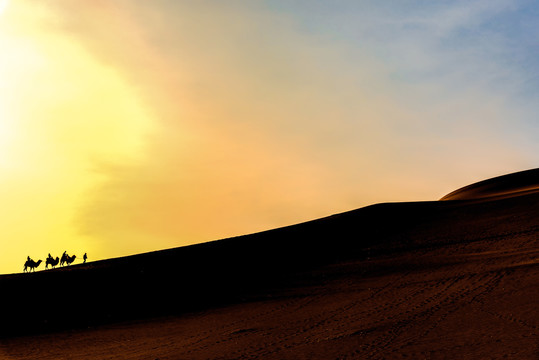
[0,169,538,359]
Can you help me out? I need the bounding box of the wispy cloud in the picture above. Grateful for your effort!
[7,0,536,264]
[68,1,538,253]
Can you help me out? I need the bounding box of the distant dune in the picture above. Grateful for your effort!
[0,169,538,359]
[440,168,539,201]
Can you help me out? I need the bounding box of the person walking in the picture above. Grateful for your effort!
[83,252,87,263]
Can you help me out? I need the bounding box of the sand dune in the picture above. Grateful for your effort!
[440,168,539,201]
[0,169,538,359]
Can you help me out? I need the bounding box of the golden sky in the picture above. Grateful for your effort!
[0,1,536,273]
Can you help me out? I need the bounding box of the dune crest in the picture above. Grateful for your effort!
[440,168,539,201]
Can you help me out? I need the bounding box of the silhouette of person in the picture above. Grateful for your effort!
[83,253,87,263]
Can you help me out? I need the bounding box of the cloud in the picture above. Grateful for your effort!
[1,0,536,273]
[37,1,539,257]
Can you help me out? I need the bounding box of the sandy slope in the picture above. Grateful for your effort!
[0,169,538,359]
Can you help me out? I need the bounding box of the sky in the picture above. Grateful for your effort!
[0,0,537,274]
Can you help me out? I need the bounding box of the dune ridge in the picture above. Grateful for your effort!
[440,168,539,201]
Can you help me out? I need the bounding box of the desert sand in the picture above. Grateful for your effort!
[0,168,538,359]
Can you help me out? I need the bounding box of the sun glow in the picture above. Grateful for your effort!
[0,0,8,15]
[0,1,155,274]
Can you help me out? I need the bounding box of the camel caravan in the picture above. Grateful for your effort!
[23,251,88,273]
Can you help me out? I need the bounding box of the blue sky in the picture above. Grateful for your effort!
[265,0,539,164]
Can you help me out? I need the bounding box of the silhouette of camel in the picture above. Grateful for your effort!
[23,259,42,272]
[45,257,59,269]
[64,254,76,266]
[60,252,69,266]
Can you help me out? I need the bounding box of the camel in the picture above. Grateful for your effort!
[45,256,59,269]
[23,259,42,273]
[63,254,76,266]
[60,252,69,266]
